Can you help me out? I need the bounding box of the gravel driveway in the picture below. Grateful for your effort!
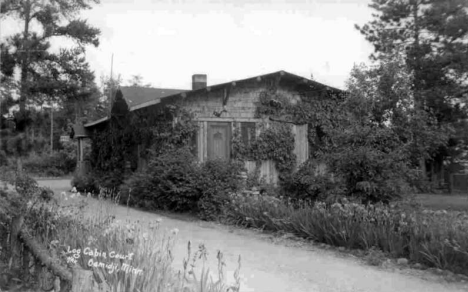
[38,179,468,292]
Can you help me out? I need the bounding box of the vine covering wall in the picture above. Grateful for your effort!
[89,90,197,188]
[231,86,346,184]
[255,88,347,157]
[232,120,296,181]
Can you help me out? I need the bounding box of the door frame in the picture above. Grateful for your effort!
[207,122,232,160]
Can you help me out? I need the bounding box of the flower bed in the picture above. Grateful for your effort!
[1,173,242,292]
[222,191,468,276]
[43,194,242,292]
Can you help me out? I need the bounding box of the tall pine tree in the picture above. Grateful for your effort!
[356,0,468,184]
[1,0,101,125]
[1,0,101,171]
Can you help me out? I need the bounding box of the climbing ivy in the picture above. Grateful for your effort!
[255,89,347,158]
[132,105,197,157]
[231,87,347,186]
[232,120,296,180]
[89,91,197,188]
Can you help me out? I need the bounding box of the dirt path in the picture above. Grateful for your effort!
[38,179,468,292]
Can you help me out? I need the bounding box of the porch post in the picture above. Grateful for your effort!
[73,119,89,176]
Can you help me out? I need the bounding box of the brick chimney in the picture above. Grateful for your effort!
[192,74,207,90]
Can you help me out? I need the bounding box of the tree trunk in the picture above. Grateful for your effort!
[419,157,426,182]
[19,0,32,115]
[448,173,454,194]
[430,160,437,185]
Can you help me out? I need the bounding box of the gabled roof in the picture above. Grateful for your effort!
[120,86,188,107]
[84,86,187,127]
[84,70,345,128]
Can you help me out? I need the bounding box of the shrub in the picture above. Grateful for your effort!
[196,159,245,221]
[120,151,246,219]
[4,133,34,157]
[71,173,99,194]
[120,147,201,213]
[0,165,16,185]
[0,188,23,222]
[0,173,58,222]
[0,150,7,166]
[318,125,415,204]
[119,171,157,209]
[94,169,126,190]
[23,150,76,177]
[257,181,281,197]
[282,159,345,203]
[244,167,281,197]
[245,167,261,190]
[60,139,90,165]
[14,172,40,197]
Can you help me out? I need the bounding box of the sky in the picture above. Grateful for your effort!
[1,0,375,91]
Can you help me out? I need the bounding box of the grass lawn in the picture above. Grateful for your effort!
[415,193,468,211]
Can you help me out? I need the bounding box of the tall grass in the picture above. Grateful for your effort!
[39,189,242,292]
[223,191,468,276]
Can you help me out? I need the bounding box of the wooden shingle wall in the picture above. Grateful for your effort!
[179,82,311,184]
[182,83,263,120]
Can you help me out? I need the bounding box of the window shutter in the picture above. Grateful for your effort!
[241,124,249,146]
[191,129,198,156]
[241,122,256,147]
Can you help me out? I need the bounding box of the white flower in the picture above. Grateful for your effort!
[71,187,77,193]
[77,192,81,197]
[87,193,91,197]
[148,221,160,230]
[155,218,162,223]
[87,236,96,244]
[61,191,67,197]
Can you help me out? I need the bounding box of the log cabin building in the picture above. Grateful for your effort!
[75,70,344,184]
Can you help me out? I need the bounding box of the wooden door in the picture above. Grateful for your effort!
[207,122,231,160]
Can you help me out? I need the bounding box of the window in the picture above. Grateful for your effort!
[241,122,256,147]
[191,129,198,157]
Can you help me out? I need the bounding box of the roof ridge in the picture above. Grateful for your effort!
[121,85,188,90]
[85,70,344,128]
